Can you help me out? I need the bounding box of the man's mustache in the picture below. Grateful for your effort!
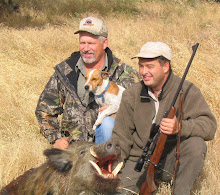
[82,50,95,54]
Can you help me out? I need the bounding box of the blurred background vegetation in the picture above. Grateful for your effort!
[0,0,219,28]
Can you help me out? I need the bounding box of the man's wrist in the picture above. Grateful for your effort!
[48,132,62,144]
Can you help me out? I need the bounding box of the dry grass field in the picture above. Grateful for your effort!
[0,0,219,194]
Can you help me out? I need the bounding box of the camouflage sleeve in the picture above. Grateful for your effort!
[117,63,141,89]
[109,53,141,89]
[35,72,65,144]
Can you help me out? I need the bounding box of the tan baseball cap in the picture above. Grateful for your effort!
[74,16,108,38]
[132,42,172,60]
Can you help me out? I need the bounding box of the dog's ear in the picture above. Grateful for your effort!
[101,71,111,79]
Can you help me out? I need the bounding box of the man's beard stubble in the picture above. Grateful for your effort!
[81,50,96,64]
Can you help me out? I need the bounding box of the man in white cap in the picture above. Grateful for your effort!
[112,42,216,194]
[35,16,140,148]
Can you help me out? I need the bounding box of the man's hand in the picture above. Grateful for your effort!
[99,106,116,118]
[53,137,69,149]
[99,106,108,112]
[160,116,178,135]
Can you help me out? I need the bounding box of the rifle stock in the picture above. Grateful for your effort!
[139,107,175,195]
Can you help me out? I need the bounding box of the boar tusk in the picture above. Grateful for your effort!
[112,162,123,177]
[89,160,102,175]
[90,147,99,158]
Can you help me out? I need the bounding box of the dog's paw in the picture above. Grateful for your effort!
[95,118,103,126]
[93,119,102,130]
[92,124,97,131]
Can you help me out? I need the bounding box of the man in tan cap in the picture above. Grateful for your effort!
[35,16,140,148]
[112,42,217,194]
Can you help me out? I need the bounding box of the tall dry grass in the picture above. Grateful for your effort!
[0,1,219,194]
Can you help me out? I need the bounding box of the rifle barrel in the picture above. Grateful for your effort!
[165,43,199,118]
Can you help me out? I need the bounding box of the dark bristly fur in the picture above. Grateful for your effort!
[1,140,122,195]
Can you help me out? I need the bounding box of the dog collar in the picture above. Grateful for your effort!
[95,80,110,103]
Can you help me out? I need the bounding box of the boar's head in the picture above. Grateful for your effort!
[44,139,123,194]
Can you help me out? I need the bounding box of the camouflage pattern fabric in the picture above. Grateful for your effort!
[35,48,141,144]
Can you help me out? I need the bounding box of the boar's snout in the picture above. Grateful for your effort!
[104,139,121,156]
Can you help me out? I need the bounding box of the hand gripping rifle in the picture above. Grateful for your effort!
[135,43,199,195]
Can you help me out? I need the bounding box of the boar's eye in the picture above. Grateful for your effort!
[79,149,86,158]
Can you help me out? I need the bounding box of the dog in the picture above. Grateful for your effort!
[84,69,125,130]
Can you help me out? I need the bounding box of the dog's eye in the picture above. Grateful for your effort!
[92,78,96,81]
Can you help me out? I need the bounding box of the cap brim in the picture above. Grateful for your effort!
[131,53,160,59]
[74,30,80,34]
[74,30,103,37]
[131,55,138,59]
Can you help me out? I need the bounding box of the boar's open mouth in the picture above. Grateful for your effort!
[89,147,123,179]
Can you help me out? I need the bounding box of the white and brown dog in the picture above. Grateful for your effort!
[84,69,125,130]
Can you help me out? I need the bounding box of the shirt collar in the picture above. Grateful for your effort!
[75,57,86,76]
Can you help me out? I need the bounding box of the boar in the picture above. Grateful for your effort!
[1,139,123,195]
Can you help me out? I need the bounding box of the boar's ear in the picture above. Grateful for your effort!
[44,148,73,172]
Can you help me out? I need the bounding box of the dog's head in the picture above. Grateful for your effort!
[84,69,110,92]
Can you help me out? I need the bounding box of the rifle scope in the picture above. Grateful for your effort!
[134,155,145,172]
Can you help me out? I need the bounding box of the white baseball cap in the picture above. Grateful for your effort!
[74,16,108,38]
[132,41,172,60]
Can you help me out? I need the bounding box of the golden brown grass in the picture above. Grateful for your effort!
[0,1,219,194]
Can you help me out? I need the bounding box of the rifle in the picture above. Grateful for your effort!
[135,43,199,195]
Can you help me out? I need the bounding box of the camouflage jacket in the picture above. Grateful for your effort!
[35,48,141,144]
